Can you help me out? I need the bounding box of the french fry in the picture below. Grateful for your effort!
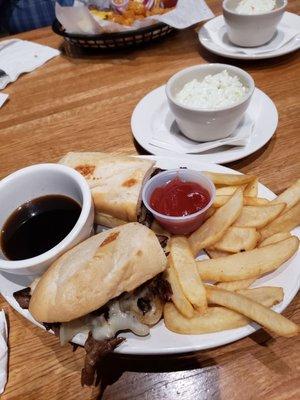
[205,286,299,337]
[271,179,300,212]
[242,197,269,206]
[216,278,256,291]
[202,172,256,186]
[214,196,269,208]
[205,249,231,259]
[209,227,260,253]
[213,196,230,208]
[165,266,194,319]
[259,232,292,247]
[259,202,300,240]
[236,287,283,305]
[204,206,216,221]
[164,302,249,334]
[189,188,243,255]
[216,185,246,196]
[169,237,207,314]
[197,236,299,282]
[164,286,284,335]
[244,178,258,197]
[233,203,286,229]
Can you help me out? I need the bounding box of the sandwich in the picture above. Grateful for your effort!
[13,222,170,386]
[59,152,157,228]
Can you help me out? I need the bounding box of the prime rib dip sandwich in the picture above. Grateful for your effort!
[13,223,171,386]
[59,152,157,228]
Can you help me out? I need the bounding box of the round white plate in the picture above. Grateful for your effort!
[198,12,300,60]
[131,85,278,164]
[0,156,299,355]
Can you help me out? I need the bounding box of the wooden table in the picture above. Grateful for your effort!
[0,1,299,399]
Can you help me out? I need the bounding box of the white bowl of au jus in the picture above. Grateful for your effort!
[165,63,255,142]
[222,0,287,47]
[0,164,94,276]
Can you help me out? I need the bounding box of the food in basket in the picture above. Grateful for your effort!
[55,0,214,36]
[89,0,178,26]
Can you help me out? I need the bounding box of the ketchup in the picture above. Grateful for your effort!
[150,177,210,217]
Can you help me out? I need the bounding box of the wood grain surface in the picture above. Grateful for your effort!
[0,1,299,399]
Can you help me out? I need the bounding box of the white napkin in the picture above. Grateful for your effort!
[0,93,9,108]
[205,18,300,55]
[55,2,101,35]
[149,113,254,154]
[0,310,8,395]
[0,39,60,90]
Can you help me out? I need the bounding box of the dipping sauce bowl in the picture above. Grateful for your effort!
[0,164,94,276]
[142,169,216,235]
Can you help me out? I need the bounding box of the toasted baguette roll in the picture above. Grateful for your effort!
[29,223,167,323]
[60,152,155,222]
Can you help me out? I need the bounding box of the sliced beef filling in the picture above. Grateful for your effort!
[81,332,125,386]
[13,287,31,309]
[156,235,169,250]
[137,202,154,228]
[137,168,166,229]
[13,287,61,334]
[137,297,152,315]
[150,168,166,177]
[43,322,61,335]
[141,273,173,304]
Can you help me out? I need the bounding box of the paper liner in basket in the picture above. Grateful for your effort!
[55,0,214,35]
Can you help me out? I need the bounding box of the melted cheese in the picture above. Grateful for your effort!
[92,302,149,340]
[59,299,149,345]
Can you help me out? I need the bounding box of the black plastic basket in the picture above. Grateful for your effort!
[52,19,175,50]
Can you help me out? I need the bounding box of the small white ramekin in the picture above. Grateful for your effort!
[165,63,255,142]
[142,169,215,235]
[0,164,94,276]
[222,0,287,47]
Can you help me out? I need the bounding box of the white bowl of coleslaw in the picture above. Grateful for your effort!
[166,63,255,142]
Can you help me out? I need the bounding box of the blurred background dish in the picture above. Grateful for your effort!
[52,0,214,51]
[222,0,287,47]
[198,11,300,59]
[52,19,176,50]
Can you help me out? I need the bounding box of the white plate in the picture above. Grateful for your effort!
[131,85,278,164]
[0,156,299,355]
[198,12,300,60]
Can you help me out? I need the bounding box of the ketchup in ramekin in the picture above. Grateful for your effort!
[142,169,216,235]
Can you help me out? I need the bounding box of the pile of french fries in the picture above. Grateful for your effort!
[163,173,300,338]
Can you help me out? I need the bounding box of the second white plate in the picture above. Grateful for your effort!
[198,12,300,60]
[131,85,278,164]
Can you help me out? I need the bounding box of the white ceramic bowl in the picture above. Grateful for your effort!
[223,0,287,47]
[166,64,254,142]
[0,164,94,276]
[142,169,215,235]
